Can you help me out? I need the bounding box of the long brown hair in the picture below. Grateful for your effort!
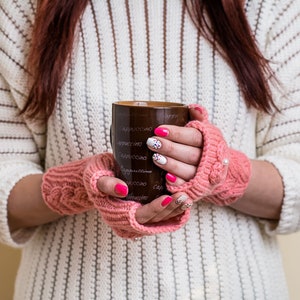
[23,0,277,121]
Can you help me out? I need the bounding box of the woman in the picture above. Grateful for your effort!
[0,0,299,299]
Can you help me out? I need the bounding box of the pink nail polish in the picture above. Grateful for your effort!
[166,173,177,183]
[161,196,173,207]
[114,184,128,196]
[154,127,169,137]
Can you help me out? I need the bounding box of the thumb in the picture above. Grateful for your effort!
[97,176,129,198]
[188,104,208,122]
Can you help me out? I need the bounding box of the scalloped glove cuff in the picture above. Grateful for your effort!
[167,105,251,206]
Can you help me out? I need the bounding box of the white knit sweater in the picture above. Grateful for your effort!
[1,0,300,299]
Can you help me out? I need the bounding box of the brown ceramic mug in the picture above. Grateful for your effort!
[111,100,189,204]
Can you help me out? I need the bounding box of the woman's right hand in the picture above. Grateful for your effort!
[96,176,193,225]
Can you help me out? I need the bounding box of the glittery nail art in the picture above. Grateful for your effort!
[180,202,193,211]
[153,153,167,165]
[175,195,188,205]
[147,138,162,150]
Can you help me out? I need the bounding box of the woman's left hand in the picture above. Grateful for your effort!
[146,106,204,186]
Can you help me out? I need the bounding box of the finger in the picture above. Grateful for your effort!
[163,200,193,221]
[135,194,171,224]
[136,193,193,224]
[148,194,193,223]
[147,137,201,166]
[97,176,129,198]
[165,173,187,186]
[189,104,208,121]
[152,153,197,181]
[154,125,202,148]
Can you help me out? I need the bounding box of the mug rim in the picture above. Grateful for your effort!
[113,100,186,108]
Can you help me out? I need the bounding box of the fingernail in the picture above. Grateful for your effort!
[154,127,169,137]
[153,153,167,165]
[175,194,188,205]
[189,104,208,121]
[146,138,162,150]
[180,202,193,211]
[166,173,177,183]
[161,196,173,207]
[114,183,128,196]
[189,104,203,113]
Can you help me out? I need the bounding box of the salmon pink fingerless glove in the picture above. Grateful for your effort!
[95,200,189,239]
[167,105,251,206]
[42,153,190,239]
[42,154,114,215]
[83,157,190,239]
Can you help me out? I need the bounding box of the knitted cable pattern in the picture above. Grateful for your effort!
[167,105,251,206]
[42,154,115,215]
[43,153,190,239]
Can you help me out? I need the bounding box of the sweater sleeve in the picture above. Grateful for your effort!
[256,0,300,235]
[0,1,44,247]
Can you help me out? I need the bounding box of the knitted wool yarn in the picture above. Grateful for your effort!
[42,153,115,215]
[87,188,190,240]
[167,105,251,206]
[42,153,190,239]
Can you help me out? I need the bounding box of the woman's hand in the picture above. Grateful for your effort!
[146,105,204,187]
[97,176,193,225]
[145,104,281,222]
[147,104,252,208]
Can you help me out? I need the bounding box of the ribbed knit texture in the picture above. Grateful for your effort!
[1,0,300,299]
[91,194,190,240]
